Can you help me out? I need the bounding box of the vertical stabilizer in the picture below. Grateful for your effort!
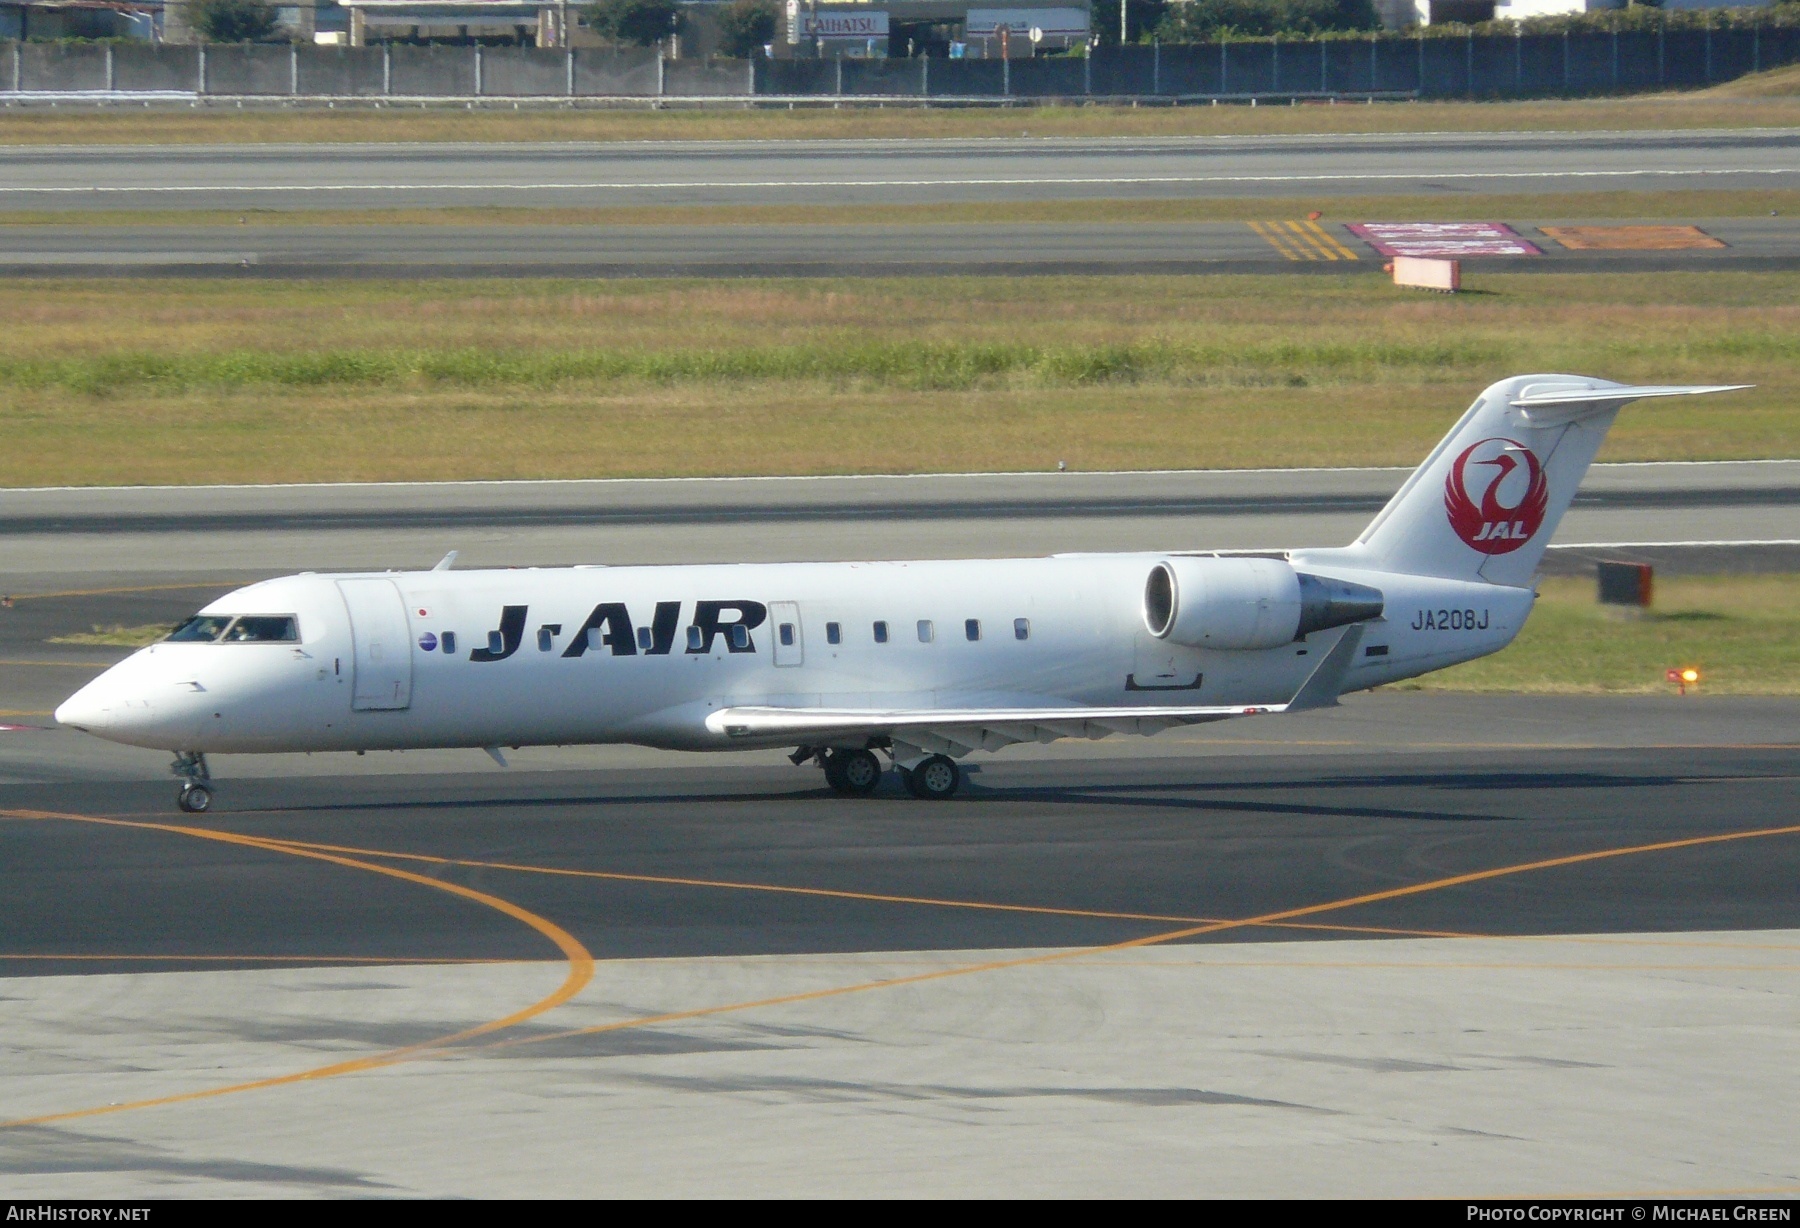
[1348,375,1747,587]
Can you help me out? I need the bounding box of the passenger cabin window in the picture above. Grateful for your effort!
[538,627,555,653]
[917,620,934,643]
[730,624,751,650]
[826,622,841,645]
[687,626,705,651]
[778,623,796,647]
[487,630,506,655]
[1014,618,1030,641]
[873,621,889,644]
[637,626,654,652]
[441,631,457,655]
[167,615,233,643]
[965,619,981,642]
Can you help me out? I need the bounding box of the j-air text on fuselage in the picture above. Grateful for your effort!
[55,375,1748,814]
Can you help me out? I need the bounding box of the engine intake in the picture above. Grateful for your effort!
[1144,558,1383,651]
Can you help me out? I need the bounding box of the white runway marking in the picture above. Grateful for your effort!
[2,168,1796,194]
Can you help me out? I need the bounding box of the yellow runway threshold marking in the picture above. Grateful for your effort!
[1249,219,1359,262]
[0,808,595,1131]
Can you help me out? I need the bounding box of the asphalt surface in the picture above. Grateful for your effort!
[3,129,1795,212]
[2,727,1797,981]
[4,216,1798,276]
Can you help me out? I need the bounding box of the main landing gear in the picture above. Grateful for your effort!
[171,751,212,814]
[800,747,962,800]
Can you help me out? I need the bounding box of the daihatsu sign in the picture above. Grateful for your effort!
[809,11,890,37]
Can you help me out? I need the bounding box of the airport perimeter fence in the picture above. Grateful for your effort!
[5,26,1800,101]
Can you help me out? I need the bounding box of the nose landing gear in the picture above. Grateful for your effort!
[171,751,213,814]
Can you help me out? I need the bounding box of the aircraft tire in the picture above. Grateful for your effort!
[904,755,960,800]
[837,749,883,796]
[177,783,213,814]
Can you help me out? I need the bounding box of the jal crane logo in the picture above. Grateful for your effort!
[1443,437,1548,555]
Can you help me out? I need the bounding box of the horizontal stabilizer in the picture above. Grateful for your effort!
[1512,382,1751,426]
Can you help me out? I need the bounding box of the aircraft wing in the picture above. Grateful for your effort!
[705,700,1281,756]
[707,626,1363,757]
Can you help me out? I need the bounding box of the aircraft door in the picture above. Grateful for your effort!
[770,601,803,667]
[336,578,413,711]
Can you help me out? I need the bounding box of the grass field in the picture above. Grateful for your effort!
[1,93,1797,146]
[1410,574,1800,694]
[7,188,1800,228]
[0,270,1791,485]
[2,271,1791,483]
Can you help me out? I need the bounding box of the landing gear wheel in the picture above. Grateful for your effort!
[177,783,213,814]
[825,748,882,796]
[903,754,960,800]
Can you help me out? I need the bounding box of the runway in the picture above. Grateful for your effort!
[3,129,1796,212]
[5,215,1799,277]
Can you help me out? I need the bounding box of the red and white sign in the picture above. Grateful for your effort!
[1444,437,1549,555]
[1350,223,1540,258]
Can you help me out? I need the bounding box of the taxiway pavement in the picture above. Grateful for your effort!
[1,701,1796,1195]
[3,129,1795,212]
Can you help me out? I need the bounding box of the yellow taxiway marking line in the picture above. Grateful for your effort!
[4,582,236,602]
[9,817,1797,1126]
[256,834,1237,928]
[0,711,51,718]
[0,808,595,1131]
[475,821,1800,1058]
[1282,219,1344,260]
[0,660,116,668]
[254,835,1800,951]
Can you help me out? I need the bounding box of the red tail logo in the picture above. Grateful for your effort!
[1444,438,1548,555]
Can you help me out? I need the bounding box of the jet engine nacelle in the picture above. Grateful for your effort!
[1143,557,1384,651]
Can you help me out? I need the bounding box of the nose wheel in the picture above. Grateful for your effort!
[170,751,213,814]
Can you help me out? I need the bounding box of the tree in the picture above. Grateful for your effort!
[1156,0,1379,40]
[716,0,778,57]
[189,0,280,43]
[584,0,686,46]
[1092,0,1170,46]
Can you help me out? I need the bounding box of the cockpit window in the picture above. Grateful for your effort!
[165,615,298,644]
[167,615,233,642]
[221,616,299,643]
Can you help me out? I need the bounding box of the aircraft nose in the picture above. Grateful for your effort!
[54,678,114,732]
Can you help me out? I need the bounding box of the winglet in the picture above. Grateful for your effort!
[1285,624,1366,713]
[433,550,459,572]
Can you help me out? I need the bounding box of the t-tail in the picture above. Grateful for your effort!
[1335,374,1748,587]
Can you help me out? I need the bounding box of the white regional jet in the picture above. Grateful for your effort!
[56,375,1743,814]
